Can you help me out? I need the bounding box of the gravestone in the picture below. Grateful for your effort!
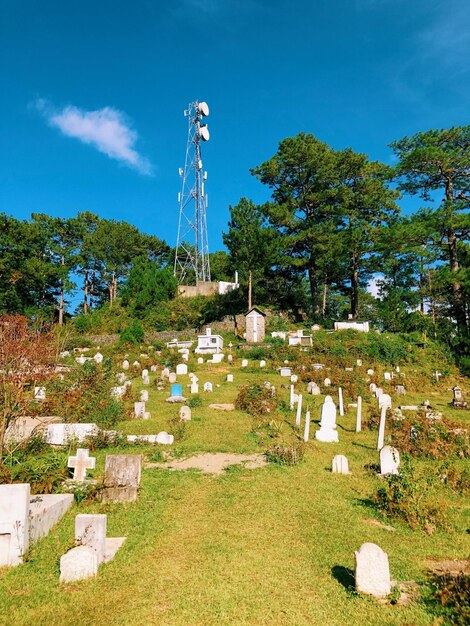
[307,381,320,395]
[296,394,303,427]
[303,410,311,442]
[162,367,170,379]
[150,365,157,373]
[356,396,362,432]
[332,454,350,474]
[395,385,406,395]
[60,546,98,582]
[122,360,129,370]
[190,383,199,394]
[378,393,392,410]
[227,374,234,383]
[132,361,140,369]
[384,372,391,381]
[260,360,266,368]
[171,383,183,397]
[338,387,344,417]
[452,386,468,409]
[0,483,30,567]
[227,354,233,363]
[176,364,188,376]
[94,353,103,364]
[182,353,189,362]
[111,386,125,399]
[315,397,339,442]
[46,423,99,446]
[367,368,374,376]
[179,406,191,421]
[291,374,298,383]
[241,359,248,368]
[375,388,383,398]
[380,445,400,475]
[102,455,142,503]
[140,390,149,402]
[280,367,291,377]
[355,543,391,598]
[142,375,150,385]
[197,357,204,365]
[169,372,177,384]
[324,378,331,387]
[377,405,387,450]
[156,431,174,445]
[370,383,377,393]
[76,513,107,563]
[203,382,213,393]
[117,372,127,384]
[134,402,146,418]
[34,387,46,401]
[142,369,149,378]
[356,359,362,367]
[68,448,96,482]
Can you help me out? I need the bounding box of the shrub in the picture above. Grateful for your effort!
[188,395,203,408]
[390,413,469,460]
[235,384,277,419]
[266,442,305,466]
[120,320,145,345]
[429,572,470,626]
[8,449,69,494]
[374,454,448,532]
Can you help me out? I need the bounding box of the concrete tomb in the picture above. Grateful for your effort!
[355,543,391,598]
[60,514,125,582]
[102,455,142,503]
[68,448,96,482]
[156,431,174,445]
[380,445,400,475]
[315,396,339,443]
[46,423,99,446]
[332,454,350,474]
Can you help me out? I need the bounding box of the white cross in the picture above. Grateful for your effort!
[68,448,96,482]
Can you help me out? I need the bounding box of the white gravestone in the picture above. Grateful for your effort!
[190,383,199,394]
[197,357,204,365]
[384,372,391,381]
[303,410,311,442]
[378,394,392,410]
[122,360,129,370]
[356,396,362,432]
[356,359,362,367]
[332,454,350,474]
[290,385,298,410]
[34,387,46,401]
[182,353,189,362]
[375,388,383,398]
[132,361,141,369]
[68,449,96,482]
[280,367,291,377]
[241,359,248,368]
[140,390,149,402]
[355,543,391,598]
[291,374,298,383]
[94,353,103,364]
[134,402,146,418]
[307,382,321,395]
[142,375,150,385]
[380,445,400,475]
[46,423,98,446]
[176,364,188,376]
[60,546,98,582]
[169,372,177,384]
[203,382,213,393]
[142,369,149,379]
[117,373,127,384]
[111,386,125,399]
[227,374,234,383]
[156,431,174,445]
[315,397,339,443]
[324,378,331,387]
[338,387,344,417]
[75,514,107,563]
[377,405,387,450]
[150,365,157,373]
[260,360,266,368]
[370,383,377,393]
[367,369,374,376]
[162,368,170,379]
[0,483,30,566]
[295,394,303,427]
[179,406,191,421]
[227,354,233,363]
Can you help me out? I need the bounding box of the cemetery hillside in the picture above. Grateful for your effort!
[1,100,470,626]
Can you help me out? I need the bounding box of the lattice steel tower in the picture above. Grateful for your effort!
[174,100,211,285]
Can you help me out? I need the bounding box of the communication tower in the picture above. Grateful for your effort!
[174,100,211,284]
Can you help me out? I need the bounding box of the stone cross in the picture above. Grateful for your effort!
[68,448,96,482]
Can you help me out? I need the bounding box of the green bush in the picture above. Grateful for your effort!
[188,395,203,408]
[120,320,145,345]
[266,442,305,466]
[235,384,277,419]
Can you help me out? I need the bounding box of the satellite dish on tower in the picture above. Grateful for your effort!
[198,101,209,116]
[199,125,210,141]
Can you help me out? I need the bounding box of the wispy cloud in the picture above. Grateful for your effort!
[35,99,153,175]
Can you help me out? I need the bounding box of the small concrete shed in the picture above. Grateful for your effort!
[245,307,266,343]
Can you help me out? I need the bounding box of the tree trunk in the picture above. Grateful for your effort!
[248,271,252,310]
[350,262,359,319]
[445,179,467,335]
[83,270,89,315]
[308,259,320,317]
[322,276,328,318]
[58,254,65,325]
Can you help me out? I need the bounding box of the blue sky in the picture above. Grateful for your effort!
[1,0,469,253]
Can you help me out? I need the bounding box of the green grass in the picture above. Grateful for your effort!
[0,357,469,625]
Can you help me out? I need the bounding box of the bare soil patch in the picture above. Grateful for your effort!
[146,452,267,475]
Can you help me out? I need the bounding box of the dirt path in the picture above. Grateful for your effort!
[146,452,267,474]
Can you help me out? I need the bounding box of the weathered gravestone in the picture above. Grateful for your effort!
[203,382,213,393]
[176,364,188,376]
[60,513,126,582]
[315,397,339,442]
[355,543,391,598]
[380,445,400,475]
[169,372,177,384]
[378,393,392,410]
[452,386,468,409]
[94,353,103,364]
[332,454,350,474]
[34,387,46,401]
[307,381,320,395]
[122,360,129,370]
[102,455,142,503]
[68,448,96,482]
[140,390,149,402]
[179,406,191,421]
[324,378,331,387]
[134,402,146,418]
[46,423,99,446]
[156,431,174,445]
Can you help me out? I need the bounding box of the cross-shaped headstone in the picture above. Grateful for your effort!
[68,448,96,482]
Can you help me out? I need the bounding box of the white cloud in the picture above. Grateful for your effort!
[367,276,383,299]
[35,99,153,175]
